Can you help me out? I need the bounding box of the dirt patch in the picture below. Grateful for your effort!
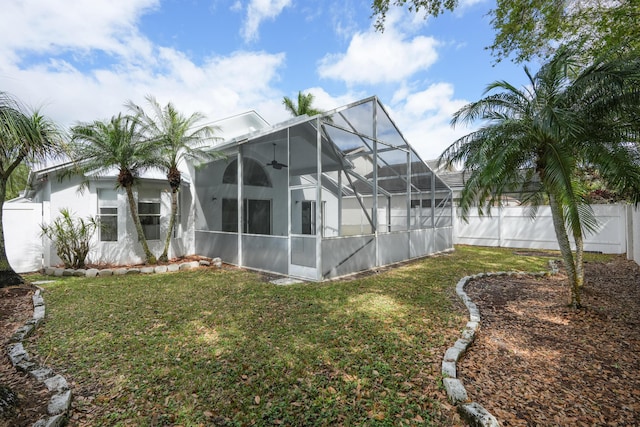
[0,285,50,427]
[458,256,640,426]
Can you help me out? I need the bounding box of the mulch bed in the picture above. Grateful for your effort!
[458,256,640,426]
[0,285,49,427]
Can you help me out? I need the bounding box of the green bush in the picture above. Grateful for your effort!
[40,208,98,269]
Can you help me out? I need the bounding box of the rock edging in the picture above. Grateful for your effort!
[42,257,222,278]
[6,287,71,427]
[443,261,559,427]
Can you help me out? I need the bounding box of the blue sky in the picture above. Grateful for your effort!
[0,0,533,160]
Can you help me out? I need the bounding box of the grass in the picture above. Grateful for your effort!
[28,245,604,426]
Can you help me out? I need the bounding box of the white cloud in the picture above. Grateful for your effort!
[389,83,471,160]
[241,0,292,42]
[318,10,438,85]
[0,0,158,61]
[0,0,290,135]
[0,47,286,133]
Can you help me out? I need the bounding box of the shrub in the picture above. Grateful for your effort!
[40,208,98,269]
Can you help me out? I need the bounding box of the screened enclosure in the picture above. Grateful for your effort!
[194,96,453,280]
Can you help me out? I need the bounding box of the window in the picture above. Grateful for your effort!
[222,158,272,187]
[221,198,271,235]
[98,189,118,241]
[138,190,161,240]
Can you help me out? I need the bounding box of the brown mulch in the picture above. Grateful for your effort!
[0,285,50,427]
[458,256,640,426]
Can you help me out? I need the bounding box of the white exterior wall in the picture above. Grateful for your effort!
[455,204,628,254]
[15,170,194,268]
[2,202,43,273]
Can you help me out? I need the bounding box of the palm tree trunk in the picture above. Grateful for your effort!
[572,228,585,307]
[124,185,157,265]
[548,193,581,308]
[0,178,24,287]
[159,189,178,263]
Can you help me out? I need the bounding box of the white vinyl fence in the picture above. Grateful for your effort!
[454,204,628,254]
[628,205,640,264]
[3,202,640,273]
[3,202,43,273]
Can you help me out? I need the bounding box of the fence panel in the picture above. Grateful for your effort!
[3,203,43,273]
[455,204,627,254]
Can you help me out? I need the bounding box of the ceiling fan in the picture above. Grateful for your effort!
[266,143,288,170]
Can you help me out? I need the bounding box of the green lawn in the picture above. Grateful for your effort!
[30,246,567,426]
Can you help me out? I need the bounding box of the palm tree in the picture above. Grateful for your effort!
[0,92,63,286]
[6,164,29,200]
[441,48,640,308]
[282,91,323,117]
[70,114,158,264]
[127,96,221,262]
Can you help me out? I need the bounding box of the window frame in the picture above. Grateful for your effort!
[97,189,118,242]
[138,190,161,241]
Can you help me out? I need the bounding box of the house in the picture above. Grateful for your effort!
[5,96,454,280]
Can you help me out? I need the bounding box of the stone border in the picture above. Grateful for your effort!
[442,261,559,427]
[42,257,222,278]
[6,287,71,427]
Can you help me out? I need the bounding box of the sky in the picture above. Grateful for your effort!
[0,0,534,161]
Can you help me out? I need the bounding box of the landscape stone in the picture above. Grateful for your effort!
[179,261,200,270]
[44,375,69,393]
[461,328,475,342]
[458,402,500,427]
[53,269,64,277]
[47,390,72,415]
[44,267,56,276]
[212,257,222,268]
[141,267,155,274]
[114,268,128,276]
[74,269,86,277]
[466,321,479,331]
[444,346,462,362]
[154,265,168,274]
[15,360,38,373]
[126,268,141,275]
[454,339,471,351]
[98,269,113,277]
[85,269,99,277]
[29,367,54,381]
[34,414,67,427]
[33,293,45,307]
[33,305,45,321]
[167,264,179,272]
[441,360,457,378]
[199,260,211,266]
[443,378,469,404]
[62,269,75,277]
[7,343,28,365]
[10,323,35,342]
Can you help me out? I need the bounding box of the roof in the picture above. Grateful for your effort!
[204,110,270,147]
